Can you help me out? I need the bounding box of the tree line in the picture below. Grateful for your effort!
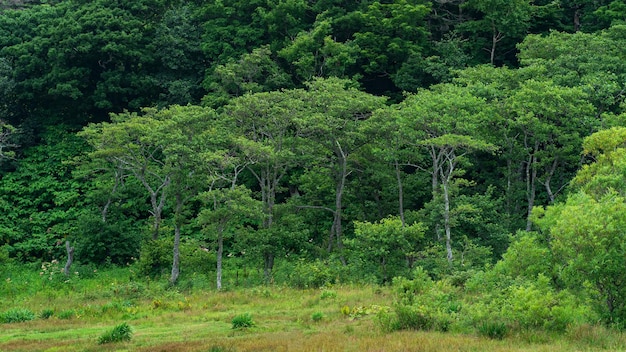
[2,1,626,322]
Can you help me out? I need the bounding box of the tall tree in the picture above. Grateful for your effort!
[392,84,496,263]
[224,89,305,279]
[79,111,171,240]
[296,78,387,256]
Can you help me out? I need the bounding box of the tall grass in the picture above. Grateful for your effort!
[1,265,626,352]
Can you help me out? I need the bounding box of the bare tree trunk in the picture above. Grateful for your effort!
[63,240,74,276]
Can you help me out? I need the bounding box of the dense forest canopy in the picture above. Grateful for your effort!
[3,0,626,323]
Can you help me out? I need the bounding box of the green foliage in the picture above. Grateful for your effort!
[311,311,324,322]
[57,309,76,320]
[39,308,54,320]
[281,259,339,289]
[0,307,35,323]
[231,313,255,329]
[477,321,508,340]
[346,216,424,284]
[381,268,460,332]
[136,237,215,279]
[320,289,337,300]
[98,322,133,344]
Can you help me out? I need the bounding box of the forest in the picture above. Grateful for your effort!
[3,0,626,345]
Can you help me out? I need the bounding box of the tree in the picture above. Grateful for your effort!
[505,80,595,230]
[197,185,261,290]
[0,120,16,160]
[296,78,387,256]
[145,105,218,284]
[0,0,173,122]
[392,84,496,263]
[79,111,171,240]
[205,45,292,108]
[460,0,533,65]
[347,216,425,283]
[518,26,626,118]
[224,89,305,279]
[532,127,626,324]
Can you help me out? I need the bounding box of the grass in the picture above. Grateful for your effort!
[2,266,626,351]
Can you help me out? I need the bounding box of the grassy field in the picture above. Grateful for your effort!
[2,267,626,351]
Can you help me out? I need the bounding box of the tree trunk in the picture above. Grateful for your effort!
[63,240,74,276]
[525,142,539,231]
[443,180,453,264]
[170,193,184,285]
[395,159,405,227]
[170,224,181,284]
[216,222,224,290]
[263,252,274,283]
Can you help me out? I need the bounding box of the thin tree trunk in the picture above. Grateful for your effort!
[443,180,453,264]
[63,240,74,276]
[170,224,181,284]
[334,141,348,264]
[395,159,405,227]
[263,252,274,284]
[525,142,539,231]
[544,158,559,204]
[216,221,224,290]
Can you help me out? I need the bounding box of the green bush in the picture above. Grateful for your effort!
[98,322,133,344]
[231,313,255,329]
[393,304,435,331]
[39,308,54,320]
[311,312,324,322]
[477,321,508,340]
[0,308,36,323]
[284,259,338,288]
[320,289,337,300]
[57,309,76,320]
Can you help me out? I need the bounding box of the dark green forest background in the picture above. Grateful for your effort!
[3,0,626,322]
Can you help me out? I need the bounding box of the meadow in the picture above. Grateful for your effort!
[2,264,626,352]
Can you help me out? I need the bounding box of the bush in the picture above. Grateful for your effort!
[0,308,36,323]
[311,312,324,322]
[282,259,338,288]
[57,309,76,320]
[39,308,54,320]
[477,321,508,340]
[98,322,133,344]
[231,313,255,329]
[320,289,337,300]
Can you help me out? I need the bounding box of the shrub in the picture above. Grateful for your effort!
[39,308,54,320]
[0,308,35,323]
[477,321,508,340]
[231,313,255,329]
[393,304,435,331]
[320,289,337,300]
[284,259,338,288]
[98,322,133,344]
[311,312,324,322]
[57,309,76,320]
